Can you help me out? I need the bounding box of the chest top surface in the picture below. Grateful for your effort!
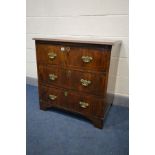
[33,37,121,46]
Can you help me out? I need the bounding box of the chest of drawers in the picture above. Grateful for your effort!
[34,38,121,129]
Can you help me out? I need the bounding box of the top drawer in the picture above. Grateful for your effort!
[36,43,111,71]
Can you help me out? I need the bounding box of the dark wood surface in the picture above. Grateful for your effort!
[38,64,107,96]
[36,43,111,72]
[39,85,106,117]
[35,39,120,129]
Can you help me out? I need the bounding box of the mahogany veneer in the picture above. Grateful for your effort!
[34,38,121,129]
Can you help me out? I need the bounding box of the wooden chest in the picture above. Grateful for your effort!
[34,38,121,129]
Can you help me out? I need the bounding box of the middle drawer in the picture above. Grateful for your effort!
[38,65,106,96]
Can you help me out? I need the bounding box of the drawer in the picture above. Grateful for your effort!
[67,46,111,71]
[69,69,106,96]
[39,85,106,117]
[36,43,111,71]
[38,65,107,96]
[36,44,62,65]
[38,65,70,87]
[38,65,61,85]
[40,86,60,107]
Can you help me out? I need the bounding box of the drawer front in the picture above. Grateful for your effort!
[67,46,111,71]
[38,65,106,96]
[36,44,63,65]
[38,65,70,88]
[36,43,111,71]
[69,69,106,96]
[40,86,60,107]
[39,85,106,117]
[39,65,61,85]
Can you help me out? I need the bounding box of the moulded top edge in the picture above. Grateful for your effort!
[33,37,121,46]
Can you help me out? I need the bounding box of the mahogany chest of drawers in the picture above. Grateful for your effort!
[34,38,121,129]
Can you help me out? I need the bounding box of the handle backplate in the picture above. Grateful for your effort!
[79,101,89,108]
[81,56,93,63]
[49,94,57,100]
[48,52,57,60]
[80,79,91,87]
[49,74,58,81]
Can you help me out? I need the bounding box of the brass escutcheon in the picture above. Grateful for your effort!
[64,91,68,97]
[60,47,70,52]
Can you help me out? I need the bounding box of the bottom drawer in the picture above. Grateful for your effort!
[39,85,106,117]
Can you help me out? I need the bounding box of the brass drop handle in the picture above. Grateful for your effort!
[49,74,58,81]
[80,79,91,87]
[49,94,57,100]
[79,101,89,108]
[48,52,57,60]
[81,56,93,63]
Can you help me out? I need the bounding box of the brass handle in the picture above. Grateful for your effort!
[81,56,93,63]
[48,52,57,60]
[79,101,89,108]
[49,74,58,81]
[80,79,91,86]
[49,94,57,100]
